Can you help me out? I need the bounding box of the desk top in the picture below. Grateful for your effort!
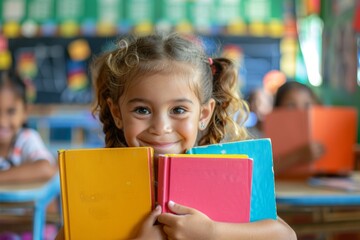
[0,174,60,202]
[276,174,360,206]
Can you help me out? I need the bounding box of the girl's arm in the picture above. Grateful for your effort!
[0,160,57,183]
[158,201,297,240]
[274,141,324,175]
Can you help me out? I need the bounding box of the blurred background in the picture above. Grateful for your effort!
[1,1,360,240]
[0,0,359,152]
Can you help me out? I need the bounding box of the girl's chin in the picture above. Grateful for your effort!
[153,150,185,158]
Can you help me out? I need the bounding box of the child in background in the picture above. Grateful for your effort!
[274,81,320,109]
[0,70,57,183]
[272,81,324,175]
[246,88,274,138]
[56,33,296,240]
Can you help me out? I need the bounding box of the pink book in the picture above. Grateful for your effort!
[158,154,253,223]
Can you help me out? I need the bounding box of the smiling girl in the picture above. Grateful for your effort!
[56,33,296,240]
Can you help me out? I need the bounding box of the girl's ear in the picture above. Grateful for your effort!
[107,98,123,129]
[199,98,215,131]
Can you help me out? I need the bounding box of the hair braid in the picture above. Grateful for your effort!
[91,55,127,148]
[199,58,248,146]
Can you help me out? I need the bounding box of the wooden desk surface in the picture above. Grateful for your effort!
[276,173,360,206]
[0,174,60,202]
[0,181,48,192]
[276,173,360,236]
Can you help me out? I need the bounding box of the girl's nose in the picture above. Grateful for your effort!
[149,114,172,135]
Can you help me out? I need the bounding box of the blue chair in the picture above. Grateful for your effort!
[0,174,61,239]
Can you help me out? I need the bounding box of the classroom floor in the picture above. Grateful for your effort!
[0,224,57,240]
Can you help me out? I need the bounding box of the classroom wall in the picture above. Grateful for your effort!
[319,0,360,143]
[1,0,359,144]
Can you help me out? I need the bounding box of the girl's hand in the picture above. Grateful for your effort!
[297,141,325,165]
[158,201,215,240]
[134,205,166,240]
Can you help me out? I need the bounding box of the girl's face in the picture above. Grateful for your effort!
[0,88,27,148]
[108,69,214,156]
[279,88,315,110]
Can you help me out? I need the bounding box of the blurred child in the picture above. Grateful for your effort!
[247,88,273,138]
[273,81,324,175]
[57,33,296,240]
[0,70,57,183]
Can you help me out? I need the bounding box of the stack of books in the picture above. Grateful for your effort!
[58,138,277,239]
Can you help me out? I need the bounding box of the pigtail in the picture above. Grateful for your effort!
[91,54,127,148]
[199,58,249,145]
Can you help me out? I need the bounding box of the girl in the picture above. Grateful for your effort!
[0,70,57,183]
[273,81,324,175]
[58,33,296,239]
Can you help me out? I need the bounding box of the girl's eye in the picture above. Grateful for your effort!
[171,107,186,114]
[7,108,16,116]
[133,107,151,115]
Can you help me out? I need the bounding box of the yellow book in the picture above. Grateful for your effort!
[58,147,154,240]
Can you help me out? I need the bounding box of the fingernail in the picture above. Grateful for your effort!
[168,200,175,207]
[155,205,161,211]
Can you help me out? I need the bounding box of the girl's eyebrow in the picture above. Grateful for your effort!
[127,98,194,104]
[127,98,148,104]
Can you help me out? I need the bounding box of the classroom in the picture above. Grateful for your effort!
[0,0,360,240]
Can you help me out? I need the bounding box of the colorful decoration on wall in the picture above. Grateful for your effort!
[0,0,288,38]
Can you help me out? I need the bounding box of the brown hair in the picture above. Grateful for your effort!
[91,33,248,148]
[274,81,320,107]
[0,70,27,105]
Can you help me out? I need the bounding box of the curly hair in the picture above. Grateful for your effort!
[91,33,248,148]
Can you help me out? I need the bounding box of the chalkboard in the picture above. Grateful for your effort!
[8,36,280,104]
[8,37,115,104]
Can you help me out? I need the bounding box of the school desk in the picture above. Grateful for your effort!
[0,174,60,239]
[276,173,360,237]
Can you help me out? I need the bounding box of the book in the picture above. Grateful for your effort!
[58,147,154,240]
[186,138,277,222]
[158,154,252,223]
[263,108,310,160]
[264,106,358,176]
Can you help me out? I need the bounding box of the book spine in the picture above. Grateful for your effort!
[157,156,170,213]
[58,150,70,239]
[148,148,155,210]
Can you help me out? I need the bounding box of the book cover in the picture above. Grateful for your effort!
[263,108,311,159]
[158,154,252,223]
[58,147,154,240]
[311,106,357,174]
[186,138,277,222]
[264,106,358,175]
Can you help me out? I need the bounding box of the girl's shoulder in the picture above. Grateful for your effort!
[15,128,44,145]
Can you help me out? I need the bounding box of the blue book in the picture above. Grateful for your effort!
[186,138,277,222]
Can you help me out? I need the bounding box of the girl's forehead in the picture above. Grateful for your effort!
[0,88,25,107]
[0,87,20,99]
[125,61,201,92]
[119,70,202,106]
[129,71,196,94]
